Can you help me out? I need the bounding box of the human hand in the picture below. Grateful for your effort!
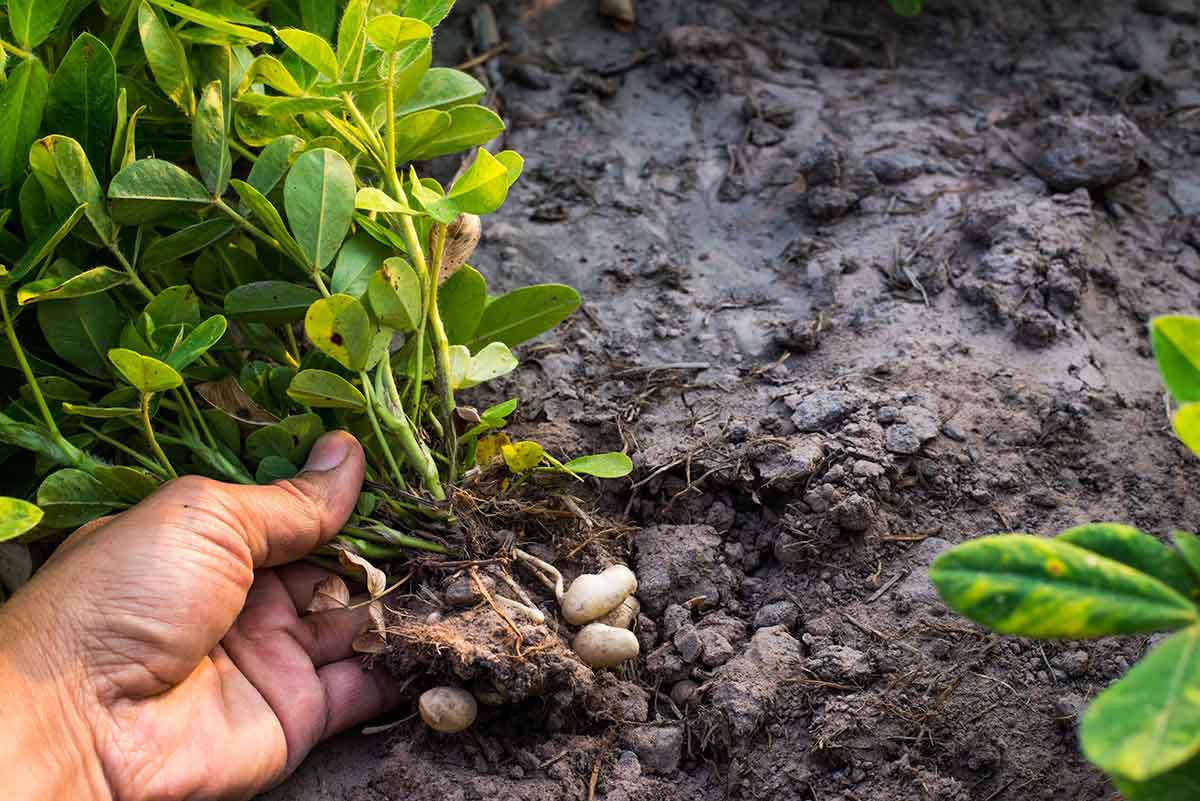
[0,431,400,801]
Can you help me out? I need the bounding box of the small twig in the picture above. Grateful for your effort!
[455,41,509,71]
[866,571,907,604]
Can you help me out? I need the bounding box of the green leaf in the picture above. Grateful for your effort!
[62,402,139,418]
[4,203,87,286]
[23,376,89,404]
[33,135,117,245]
[450,341,517,389]
[37,292,124,378]
[388,41,432,108]
[9,0,70,49]
[46,34,117,180]
[300,0,335,41]
[1173,530,1200,583]
[412,105,504,161]
[17,266,128,306]
[109,348,184,393]
[287,369,366,411]
[276,27,338,79]
[304,294,372,372]
[393,67,485,117]
[246,412,323,465]
[365,15,432,52]
[223,281,320,326]
[0,497,43,542]
[466,284,580,351]
[138,1,195,116]
[148,0,273,44]
[0,60,49,189]
[238,55,305,96]
[165,315,227,370]
[447,148,518,216]
[1082,626,1200,781]
[408,168,457,223]
[193,81,232,195]
[561,452,634,478]
[1058,523,1199,600]
[145,284,201,327]
[229,179,306,262]
[245,134,304,196]
[236,94,344,115]
[929,534,1199,638]
[1113,752,1200,801]
[332,235,387,298]
[367,258,421,332]
[336,0,369,80]
[1173,403,1200,458]
[389,108,451,163]
[139,218,234,271]
[93,465,160,503]
[402,0,455,28]
[256,455,297,483]
[439,264,487,345]
[284,148,355,271]
[1152,316,1200,404]
[354,186,417,215]
[108,159,213,225]
[37,468,120,529]
[482,397,517,421]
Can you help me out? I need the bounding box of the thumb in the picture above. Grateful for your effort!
[136,430,366,569]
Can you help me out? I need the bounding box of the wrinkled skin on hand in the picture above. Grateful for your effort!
[0,432,402,801]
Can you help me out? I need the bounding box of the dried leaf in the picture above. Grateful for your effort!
[196,375,278,426]
[305,574,350,613]
[337,547,388,597]
[352,599,388,653]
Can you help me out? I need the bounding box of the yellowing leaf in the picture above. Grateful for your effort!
[475,432,511,467]
[502,441,544,473]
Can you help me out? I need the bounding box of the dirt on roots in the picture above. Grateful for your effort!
[264,1,1200,799]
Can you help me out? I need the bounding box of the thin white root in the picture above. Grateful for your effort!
[512,548,565,604]
[494,594,546,624]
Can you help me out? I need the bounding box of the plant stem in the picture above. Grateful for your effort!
[229,140,257,162]
[283,324,301,364]
[0,40,35,61]
[383,53,400,193]
[109,0,140,62]
[213,199,312,277]
[140,393,177,480]
[80,423,169,476]
[108,245,156,302]
[0,292,58,437]
[180,386,219,452]
[424,222,458,478]
[344,524,450,555]
[372,393,444,500]
[398,215,430,412]
[343,92,387,160]
[360,375,407,489]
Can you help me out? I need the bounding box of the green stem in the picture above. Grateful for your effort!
[108,245,156,302]
[283,324,301,364]
[213,199,312,278]
[342,92,387,160]
[398,215,430,412]
[230,140,257,162]
[343,525,449,555]
[180,386,219,452]
[140,393,177,480]
[0,292,58,437]
[383,53,400,191]
[0,40,35,61]
[80,423,168,476]
[372,392,444,500]
[360,375,407,489]
[110,0,140,60]
[424,223,458,478]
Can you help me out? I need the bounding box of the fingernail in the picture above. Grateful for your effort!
[303,433,353,473]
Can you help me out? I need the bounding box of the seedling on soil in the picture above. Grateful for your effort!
[930,315,1200,800]
[0,0,632,615]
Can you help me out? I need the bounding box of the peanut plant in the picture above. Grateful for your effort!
[0,0,631,592]
[931,315,1200,800]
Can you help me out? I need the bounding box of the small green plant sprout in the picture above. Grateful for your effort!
[930,314,1200,800]
[0,0,633,594]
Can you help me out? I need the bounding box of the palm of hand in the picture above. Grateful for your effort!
[10,435,397,801]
